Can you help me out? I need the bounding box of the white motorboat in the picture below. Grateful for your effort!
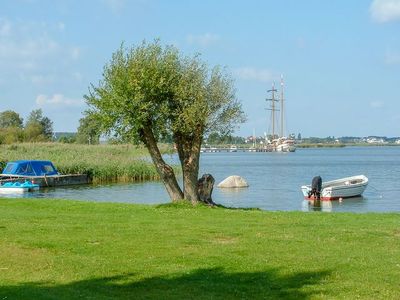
[301,175,368,201]
[229,145,238,152]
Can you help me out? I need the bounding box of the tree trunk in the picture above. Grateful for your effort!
[140,126,183,202]
[197,174,215,205]
[183,159,200,204]
[175,126,203,204]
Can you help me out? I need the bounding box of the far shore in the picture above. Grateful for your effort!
[206,142,400,149]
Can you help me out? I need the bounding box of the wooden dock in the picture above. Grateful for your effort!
[201,146,274,153]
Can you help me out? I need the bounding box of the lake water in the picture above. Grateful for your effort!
[5,146,400,212]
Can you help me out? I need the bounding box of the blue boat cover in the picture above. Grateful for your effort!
[1,160,58,176]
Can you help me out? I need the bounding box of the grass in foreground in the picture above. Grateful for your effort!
[0,199,399,299]
[0,143,175,183]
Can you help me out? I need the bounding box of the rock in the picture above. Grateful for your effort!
[217,175,249,188]
[197,174,215,205]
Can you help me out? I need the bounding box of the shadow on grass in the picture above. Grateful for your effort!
[0,267,331,299]
[156,201,261,211]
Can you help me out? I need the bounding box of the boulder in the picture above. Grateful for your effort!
[217,175,249,188]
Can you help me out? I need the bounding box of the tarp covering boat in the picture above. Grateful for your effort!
[0,160,59,177]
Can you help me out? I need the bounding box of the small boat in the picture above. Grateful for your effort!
[301,175,368,201]
[229,145,238,152]
[0,160,88,187]
[0,181,39,194]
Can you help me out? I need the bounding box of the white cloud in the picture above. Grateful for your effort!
[0,19,11,36]
[58,22,66,31]
[72,71,83,82]
[385,50,400,64]
[21,74,55,85]
[0,23,62,62]
[370,100,384,108]
[370,0,400,23]
[31,75,51,85]
[234,67,277,83]
[70,46,81,60]
[296,37,306,49]
[0,19,84,90]
[186,33,220,47]
[36,94,84,107]
[103,0,126,13]
[0,37,62,80]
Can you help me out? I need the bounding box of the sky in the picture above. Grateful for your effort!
[0,0,399,138]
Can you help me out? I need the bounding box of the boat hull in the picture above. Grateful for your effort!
[0,174,89,187]
[0,186,39,194]
[301,175,368,201]
[0,181,40,194]
[274,138,296,152]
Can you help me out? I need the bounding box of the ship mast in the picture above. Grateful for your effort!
[266,82,278,140]
[280,75,284,138]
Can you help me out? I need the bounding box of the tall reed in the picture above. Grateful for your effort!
[0,143,176,183]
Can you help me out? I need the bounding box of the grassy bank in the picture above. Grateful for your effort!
[0,143,175,183]
[0,199,399,299]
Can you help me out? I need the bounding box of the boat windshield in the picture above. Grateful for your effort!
[41,164,56,174]
[4,163,15,173]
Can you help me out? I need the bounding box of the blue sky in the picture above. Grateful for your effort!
[0,0,399,137]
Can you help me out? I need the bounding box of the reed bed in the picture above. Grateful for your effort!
[0,143,175,183]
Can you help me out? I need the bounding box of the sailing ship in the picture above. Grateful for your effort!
[265,76,296,152]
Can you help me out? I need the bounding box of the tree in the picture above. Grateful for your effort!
[24,121,46,142]
[0,110,23,128]
[76,115,101,144]
[41,116,53,139]
[206,132,221,144]
[25,109,53,141]
[85,41,245,203]
[0,110,24,144]
[0,127,24,144]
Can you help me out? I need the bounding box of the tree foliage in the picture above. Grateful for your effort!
[0,109,54,144]
[76,115,101,144]
[0,110,25,144]
[25,109,54,141]
[85,40,245,203]
[0,110,23,128]
[206,133,246,145]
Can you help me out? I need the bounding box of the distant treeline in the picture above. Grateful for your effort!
[0,109,101,145]
[2,109,399,147]
[300,136,400,144]
[0,109,53,144]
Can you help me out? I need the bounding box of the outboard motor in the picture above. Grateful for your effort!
[308,176,322,200]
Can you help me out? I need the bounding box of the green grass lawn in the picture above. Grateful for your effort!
[0,199,399,299]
